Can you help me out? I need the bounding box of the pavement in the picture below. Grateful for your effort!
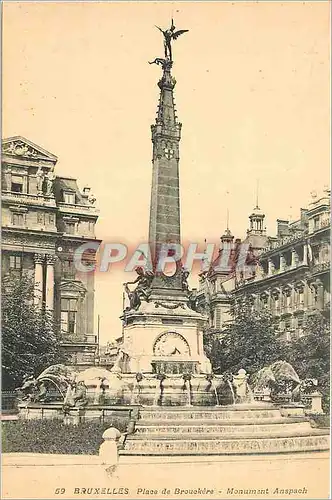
[1,451,330,500]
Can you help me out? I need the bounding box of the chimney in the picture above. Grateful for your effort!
[276,219,290,238]
[82,186,91,198]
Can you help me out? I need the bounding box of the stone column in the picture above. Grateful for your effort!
[266,291,272,310]
[268,259,275,276]
[291,248,299,268]
[303,243,308,265]
[315,280,324,309]
[45,254,56,310]
[279,254,286,272]
[307,283,315,309]
[34,254,44,307]
[285,285,293,312]
[294,282,304,310]
[271,289,279,314]
[304,280,310,308]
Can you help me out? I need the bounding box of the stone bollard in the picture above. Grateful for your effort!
[310,391,323,414]
[99,426,121,478]
[63,408,81,426]
[262,387,272,402]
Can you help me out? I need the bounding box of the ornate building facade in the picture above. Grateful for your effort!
[1,136,100,365]
[197,189,330,339]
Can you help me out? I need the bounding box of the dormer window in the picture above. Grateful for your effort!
[11,175,24,193]
[63,191,75,204]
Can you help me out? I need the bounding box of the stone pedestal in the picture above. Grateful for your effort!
[122,298,210,379]
[309,391,323,414]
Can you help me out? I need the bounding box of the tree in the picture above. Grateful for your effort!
[203,296,284,375]
[2,275,67,389]
[284,312,330,411]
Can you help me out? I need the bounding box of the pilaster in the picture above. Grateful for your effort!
[34,253,45,308]
[45,254,56,310]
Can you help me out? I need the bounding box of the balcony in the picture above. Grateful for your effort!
[1,190,56,208]
[58,202,99,217]
[280,306,292,316]
[61,334,97,344]
[294,302,306,312]
[312,218,330,233]
[259,261,308,280]
[262,232,305,254]
[312,261,330,275]
[273,307,281,317]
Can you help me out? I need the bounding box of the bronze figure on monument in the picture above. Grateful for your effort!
[123,266,154,310]
[155,19,188,62]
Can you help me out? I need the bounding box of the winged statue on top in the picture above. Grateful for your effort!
[155,19,188,62]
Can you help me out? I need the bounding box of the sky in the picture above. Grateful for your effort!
[3,1,330,344]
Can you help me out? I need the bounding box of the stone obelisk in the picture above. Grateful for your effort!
[149,60,181,257]
[148,58,184,294]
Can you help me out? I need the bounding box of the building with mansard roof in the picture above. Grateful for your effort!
[1,136,101,366]
[197,189,330,339]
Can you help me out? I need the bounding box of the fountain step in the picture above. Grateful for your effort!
[139,404,276,410]
[139,409,283,421]
[121,433,330,455]
[135,421,313,436]
[137,416,308,427]
[132,428,327,441]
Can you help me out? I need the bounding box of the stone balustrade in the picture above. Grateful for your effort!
[2,190,56,207]
[253,391,324,414]
[312,261,330,274]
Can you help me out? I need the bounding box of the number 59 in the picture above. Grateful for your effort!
[55,488,66,494]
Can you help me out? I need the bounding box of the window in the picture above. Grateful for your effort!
[313,216,320,230]
[12,213,24,225]
[298,289,304,305]
[9,255,22,277]
[9,255,22,269]
[62,260,75,279]
[66,222,75,235]
[61,298,78,334]
[297,317,304,337]
[37,212,44,224]
[215,308,222,329]
[11,175,23,193]
[63,192,75,204]
[48,214,55,224]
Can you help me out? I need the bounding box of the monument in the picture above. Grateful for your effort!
[121,20,211,380]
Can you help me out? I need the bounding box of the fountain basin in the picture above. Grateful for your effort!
[40,371,230,407]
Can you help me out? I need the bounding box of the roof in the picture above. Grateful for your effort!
[249,205,265,218]
[54,176,89,205]
[243,232,268,251]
